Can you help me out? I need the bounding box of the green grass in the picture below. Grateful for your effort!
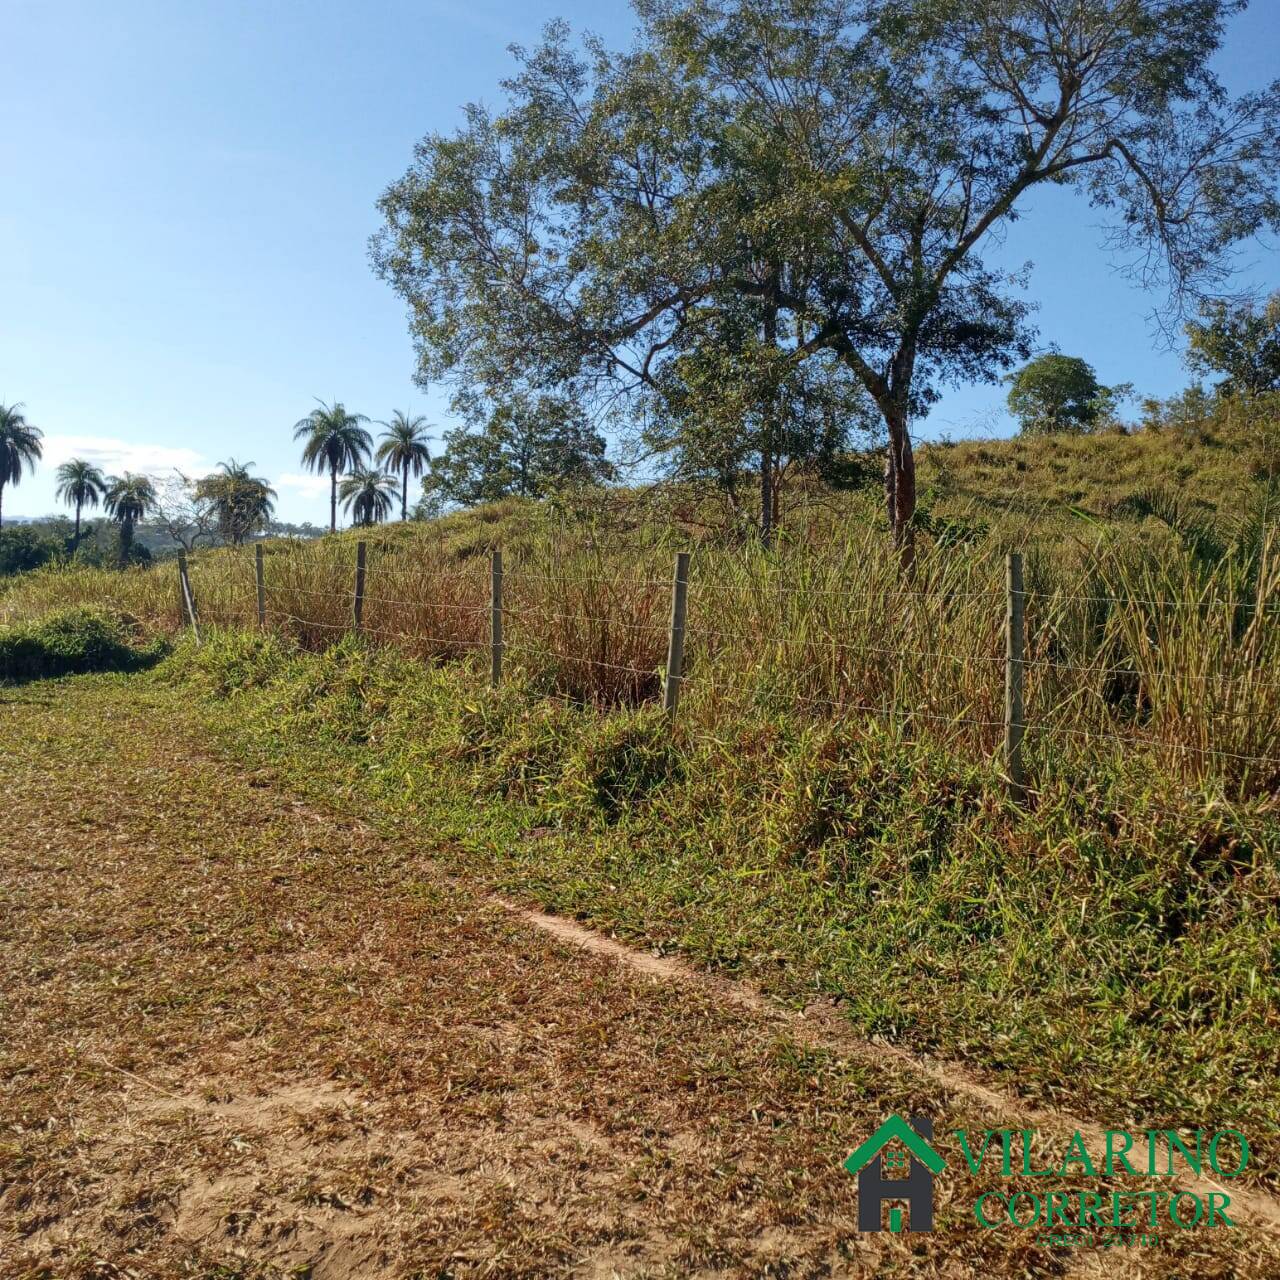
[0,607,166,683]
[916,396,1280,536]
[168,628,1280,1190]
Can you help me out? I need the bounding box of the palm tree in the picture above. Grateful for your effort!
[0,403,44,530]
[292,400,372,532]
[55,459,107,549]
[338,467,398,527]
[375,411,432,521]
[104,472,158,566]
[195,458,277,546]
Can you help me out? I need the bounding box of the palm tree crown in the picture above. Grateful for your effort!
[293,400,372,532]
[104,472,158,565]
[196,458,277,546]
[0,402,44,530]
[338,467,398,527]
[375,411,432,521]
[55,458,108,548]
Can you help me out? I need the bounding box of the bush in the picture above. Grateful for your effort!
[0,527,64,577]
[0,608,166,683]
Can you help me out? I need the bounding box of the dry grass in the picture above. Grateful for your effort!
[8,499,1280,792]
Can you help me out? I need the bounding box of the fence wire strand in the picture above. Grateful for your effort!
[182,544,1280,785]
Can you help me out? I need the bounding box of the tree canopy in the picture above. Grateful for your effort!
[339,467,398,526]
[195,459,278,546]
[293,401,373,532]
[424,393,614,509]
[104,473,158,566]
[375,411,433,521]
[1186,291,1280,397]
[374,0,1280,558]
[1006,354,1129,435]
[55,459,107,547]
[0,403,43,530]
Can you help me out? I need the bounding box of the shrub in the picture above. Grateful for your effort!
[0,527,63,577]
[560,709,683,821]
[0,608,166,682]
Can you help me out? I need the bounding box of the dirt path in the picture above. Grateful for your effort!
[0,676,1274,1278]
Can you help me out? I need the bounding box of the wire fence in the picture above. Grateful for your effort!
[174,538,1280,799]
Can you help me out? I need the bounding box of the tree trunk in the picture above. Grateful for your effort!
[0,482,5,530]
[760,299,779,549]
[330,466,338,533]
[73,502,82,549]
[760,445,773,548]
[401,468,409,522]
[883,404,917,573]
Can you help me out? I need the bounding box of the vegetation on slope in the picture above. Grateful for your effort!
[917,402,1279,531]
[2,419,1278,1190]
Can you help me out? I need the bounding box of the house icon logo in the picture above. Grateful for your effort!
[844,1114,945,1233]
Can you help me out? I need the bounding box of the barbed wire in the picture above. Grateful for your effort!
[224,540,1280,612]
[500,604,670,633]
[242,580,1280,691]
[270,585,487,614]
[179,547,1280,783]
[263,609,486,649]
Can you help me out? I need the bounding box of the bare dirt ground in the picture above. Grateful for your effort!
[1,676,1277,1278]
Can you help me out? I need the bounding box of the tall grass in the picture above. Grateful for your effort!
[4,505,1279,794]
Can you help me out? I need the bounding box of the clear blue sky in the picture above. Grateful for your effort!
[3,0,1276,524]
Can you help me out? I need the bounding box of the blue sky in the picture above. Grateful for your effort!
[2,0,1277,525]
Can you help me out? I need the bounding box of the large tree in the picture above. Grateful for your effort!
[1186,290,1280,397]
[648,298,879,531]
[293,401,373,532]
[0,403,43,531]
[54,458,106,548]
[1006,354,1129,435]
[375,411,433,521]
[426,392,614,508]
[374,0,1280,561]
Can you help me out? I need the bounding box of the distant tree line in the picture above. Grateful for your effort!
[0,404,285,575]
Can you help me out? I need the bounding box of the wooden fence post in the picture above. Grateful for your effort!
[177,552,200,647]
[254,543,266,628]
[1005,550,1026,803]
[490,550,504,687]
[353,541,367,634]
[664,551,690,717]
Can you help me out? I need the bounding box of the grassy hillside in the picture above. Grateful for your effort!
[3,424,1279,790]
[919,426,1238,521]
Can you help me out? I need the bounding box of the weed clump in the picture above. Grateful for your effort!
[560,709,683,821]
[0,608,165,683]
